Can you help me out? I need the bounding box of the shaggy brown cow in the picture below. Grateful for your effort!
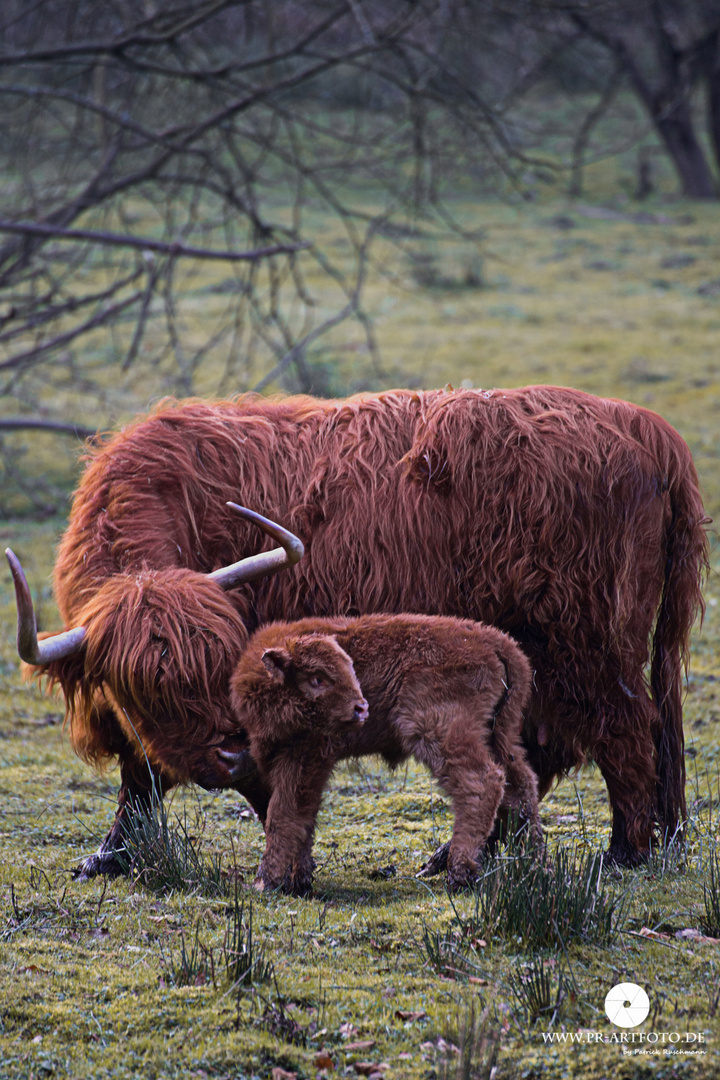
[225,614,538,894]
[5,503,304,872]
[6,386,708,873]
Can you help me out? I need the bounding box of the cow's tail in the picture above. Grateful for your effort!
[650,424,709,842]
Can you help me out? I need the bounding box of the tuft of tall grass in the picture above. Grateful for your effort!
[159,921,216,988]
[436,1001,503,1080]
[700,850,720,937]
[421,924,481,981]
[701,961,720,1019]
[468,846,628,949]
[157,893,273,990]
[117,787,227,897]
[509,957,569,1027]
[223,886,273,987]
[422,846,628,972]
[257,990,307,1046]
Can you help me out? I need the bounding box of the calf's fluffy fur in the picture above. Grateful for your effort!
[227,614,539,894]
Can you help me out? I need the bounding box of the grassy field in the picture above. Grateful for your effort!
[3,189,720,1078]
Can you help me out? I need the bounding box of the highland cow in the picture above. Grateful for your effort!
[5,386,708,873]
[5,503,304,871]
[224,614,539,894]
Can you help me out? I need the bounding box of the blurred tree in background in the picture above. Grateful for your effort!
[0,0,528,415]
[1,0,719,514]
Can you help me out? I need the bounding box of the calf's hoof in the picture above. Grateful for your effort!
[416,841,450,879]
[446,854,481,893]
[254,872,313,898]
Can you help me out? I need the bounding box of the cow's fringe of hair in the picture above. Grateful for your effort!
[48,386,708,842]
[41,569,249,781]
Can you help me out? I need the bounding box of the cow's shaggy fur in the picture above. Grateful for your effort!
[227,614,538,894]
[35,386,707,872]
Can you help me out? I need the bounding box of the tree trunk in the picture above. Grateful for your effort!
[704,29,720,178]
[653,96,717,198]
[572,9,718,200]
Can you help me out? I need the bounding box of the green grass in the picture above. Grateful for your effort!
[2,517,720,1078]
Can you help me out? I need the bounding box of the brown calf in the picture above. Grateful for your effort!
[226,614,539,894]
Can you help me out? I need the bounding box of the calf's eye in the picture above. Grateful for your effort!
[308,674,328,689]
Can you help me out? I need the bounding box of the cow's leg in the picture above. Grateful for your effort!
[255,756,332,897]
[74,754,169,881]
[591,701,657,867]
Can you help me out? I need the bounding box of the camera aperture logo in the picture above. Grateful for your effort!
[605,983,650,1028]
[539,982,707,1057]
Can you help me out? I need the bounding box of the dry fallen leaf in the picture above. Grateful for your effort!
[344,1040,376,1052]
[353,1064,380,1076]
[468,977,488,986]
[638,926,672,941]
[395,1009,426,1022]
[271,1069,297,1080]
[314,1050,334,1070]
[675,928,720,944]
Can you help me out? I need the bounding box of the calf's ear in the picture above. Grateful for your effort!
[261,646,293,682]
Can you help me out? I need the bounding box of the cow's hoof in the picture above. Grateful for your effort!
[73,849,128,882]
[604,843,648,869]
[416,841,450,879]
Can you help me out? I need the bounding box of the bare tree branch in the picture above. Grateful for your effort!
[0,285,147,375]
[0,219,308,261]
[0,417,95,438]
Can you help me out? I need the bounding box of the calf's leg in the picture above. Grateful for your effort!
[489,755,542,851]
[412,704,506,891]
[255,756,334,896]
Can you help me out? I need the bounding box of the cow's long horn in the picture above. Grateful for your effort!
[209,503,304,590]
[5,548,87,664]
[5,505,303,665]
